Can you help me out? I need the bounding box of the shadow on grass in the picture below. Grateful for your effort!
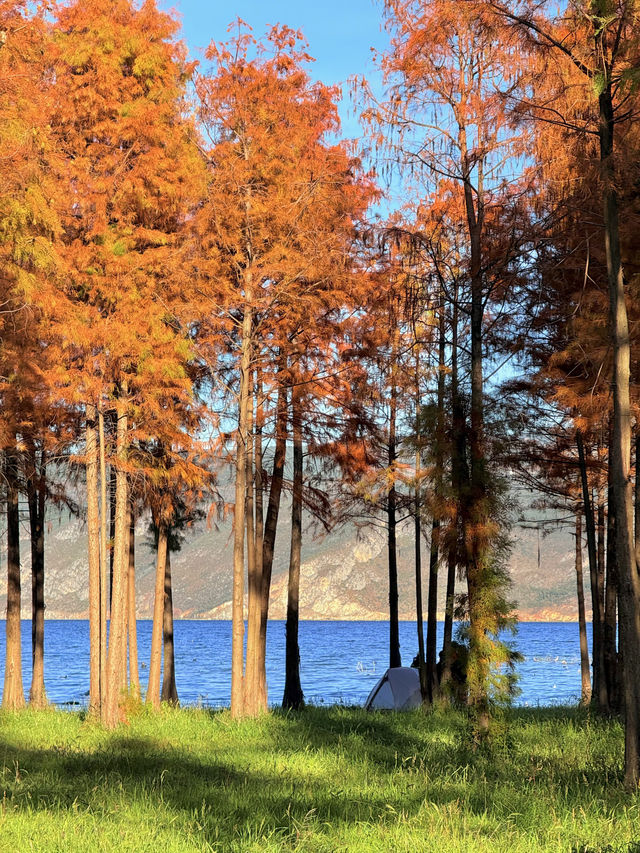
[0,705,633,849]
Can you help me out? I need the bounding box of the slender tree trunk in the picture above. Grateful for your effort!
[442,289,466,689]
[598,82,640,786]
[596,484,608,709]
[441,550,456,689]
[388,353,401,670]
[109,463,116,617]
[576,430,604,710]
[414,448,427,701]
[426,294,447,701]
[283,387,304,710]
[86,407,101,715]
[27,446,47,709]
[231,295,252,718]
[575,510,591,705]
[246,369,264,713]
[460,122,491,733]
[147,521,167,710]
[161,549,178,705]
[98,407,108,711]
[103,395,129,728]
[604,470,618,713]
[245,377,260,714]
[635,429,640,574]
[256,376,287,712]
[127,505,139,698]
[3,446,25,710]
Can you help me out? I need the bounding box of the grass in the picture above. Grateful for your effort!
[0,704,638,852]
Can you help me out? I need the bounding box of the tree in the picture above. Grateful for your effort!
[51,0,203,726]
[363,0,528,731]
[481,0,640,783]
[195,21,374,717]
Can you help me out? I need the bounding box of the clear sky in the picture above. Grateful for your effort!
[163,0,388,139]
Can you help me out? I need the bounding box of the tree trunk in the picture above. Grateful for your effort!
[127,505,139,698]
[635,429,640,574]
[98,407,108,710]
[103,395,129,728]
[256,376,287,712]
[441,549,456,690]
[596,483,607,709]
[283,387,304,710]
[161,549,179,705]
[246,369,264,714]
[147,522,167,710]
[244,377,260,714]
[426,293,447,702]
[3,446,25,710]
[604,470,618,713]
[109,463,116,617]
[442,289,466,690]
[576,430,604,710]
[575,510,591,705]
[599,82,640,787]
[231,295,252,718]
[388,357,401,669]
[414,449,427,701]
[86,407,101,714]
[27,445,47,709]
[459,119,491,733]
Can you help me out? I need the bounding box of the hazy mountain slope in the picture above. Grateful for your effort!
[2,502,582,621]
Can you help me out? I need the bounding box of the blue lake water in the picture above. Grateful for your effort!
[0,620,591,709]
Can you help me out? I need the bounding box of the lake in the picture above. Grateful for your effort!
[0,620,591,708]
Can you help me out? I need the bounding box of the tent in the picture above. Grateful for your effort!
[364,667,422,711]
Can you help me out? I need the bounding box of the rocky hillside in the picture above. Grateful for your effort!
[3,497,583,622]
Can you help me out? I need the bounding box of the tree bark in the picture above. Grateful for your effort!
[103,394,129,728]
[27,444,47,709]
[161,548,179,705]
[635,429,640,574]
[127,504,139,698]
[98,407,108,710]
[596,483,607,709]
[3,445,25,710]
[283,388,304,710]
[575,510,591,705]
[576,430,604,709]
[244,376,260,714]
[246,369,264,713]
[442,290,466,690]
[414,447,427,701]
[387,351,401,670]
[109,462,116,617]
[147,522,167,710]
[231,294,252,717]
[86,407,101,715]
[604,469,618,713]
[426,293,447,702]
[255,376,287,712]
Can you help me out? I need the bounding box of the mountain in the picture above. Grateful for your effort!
[3,498,583,622]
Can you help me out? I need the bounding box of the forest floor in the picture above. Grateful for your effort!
[0,704,638,852]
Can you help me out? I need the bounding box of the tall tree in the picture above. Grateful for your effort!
[51,0,204,726]
[483,0,640,783]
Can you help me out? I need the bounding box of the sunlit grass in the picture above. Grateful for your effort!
[0,705,638,852]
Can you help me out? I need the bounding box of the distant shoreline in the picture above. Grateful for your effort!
[8,615,591,624]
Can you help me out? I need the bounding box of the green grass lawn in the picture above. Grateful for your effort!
[0,704,638,852]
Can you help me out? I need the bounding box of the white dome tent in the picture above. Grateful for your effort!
[364,667,422,711]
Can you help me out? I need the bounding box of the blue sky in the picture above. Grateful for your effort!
[163,0,388,139]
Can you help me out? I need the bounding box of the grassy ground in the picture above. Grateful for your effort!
[0,704,638,852]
